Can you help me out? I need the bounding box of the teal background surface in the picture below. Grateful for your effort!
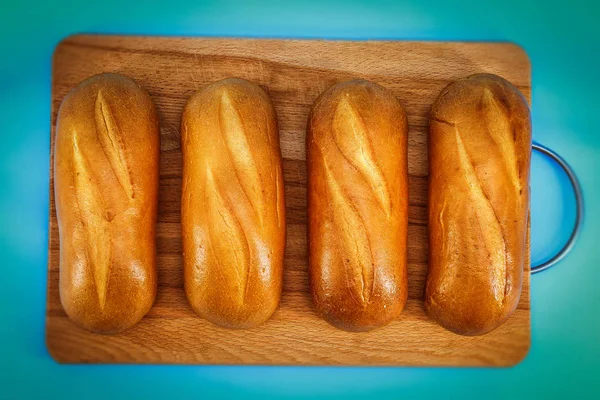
[1,0,599,398]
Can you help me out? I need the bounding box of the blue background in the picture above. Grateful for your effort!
[1,0,599,398]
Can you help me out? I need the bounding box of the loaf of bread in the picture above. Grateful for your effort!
[307,80,408,332]
[425,73,531,336]
[181,78,286,329]
[54,73,160,334]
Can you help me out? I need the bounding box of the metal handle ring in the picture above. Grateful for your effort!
[531,142,584,274]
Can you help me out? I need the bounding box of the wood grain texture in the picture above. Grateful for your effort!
[47,35,531,366]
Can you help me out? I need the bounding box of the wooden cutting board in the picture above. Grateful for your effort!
[47,35,531,366]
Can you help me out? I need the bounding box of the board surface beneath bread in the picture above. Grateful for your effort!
[47,35,531,366]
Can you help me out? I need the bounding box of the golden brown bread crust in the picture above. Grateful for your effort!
[425,73,531,336]
[181,78,286,329]
[307,80,408,332]
[54,73,159,334]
